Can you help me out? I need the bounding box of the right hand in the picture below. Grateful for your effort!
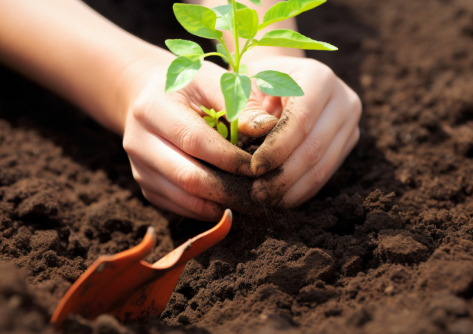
[122,56,277,221]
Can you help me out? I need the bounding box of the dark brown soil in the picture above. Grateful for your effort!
[2,0,473,333]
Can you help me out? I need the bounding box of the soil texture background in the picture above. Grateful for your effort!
[2,0,473,333]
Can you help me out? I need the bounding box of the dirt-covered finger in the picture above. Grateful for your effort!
[251,95,352,203]
[250,68,337,177]
[130,160,224,220]
[132,89,252,177]
[283,127,360,207]
[125,128,258,214]
[140,188,208,221]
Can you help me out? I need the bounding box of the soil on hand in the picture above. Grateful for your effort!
[2,0,473,333]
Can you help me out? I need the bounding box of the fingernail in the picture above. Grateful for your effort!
[250,157,271,177]
[238,161,252,177]
[251,114,278,129]
[253,189,270,203]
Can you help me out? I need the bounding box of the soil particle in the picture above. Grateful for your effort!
[376,234,428,264]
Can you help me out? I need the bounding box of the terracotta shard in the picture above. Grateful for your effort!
[50,209,232,328]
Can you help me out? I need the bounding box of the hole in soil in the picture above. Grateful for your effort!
[177,285,197,300]
[20,214,62,230]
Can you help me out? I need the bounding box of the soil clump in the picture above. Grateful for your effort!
[1,0,473,333]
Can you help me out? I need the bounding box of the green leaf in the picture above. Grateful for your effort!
[200,105,216,117]
[165,55,203,93]
[213,2,248,33]
[216,44,230,64]
[217,122,228,138]
[253,29,337,50]
[239,64,248,75]
[259,0,325,31]
[173,3,222,39]
[220,73,251,122]
[253,70,304,97]
[203,116,216,127]
[216,111,227,119]
[235,8,259,39]
[249,0,263,5]
[165,39,204,56]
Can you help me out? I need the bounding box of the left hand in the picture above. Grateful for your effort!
[247,56,362,207]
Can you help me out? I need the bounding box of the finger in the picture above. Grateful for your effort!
[237,82,279,137]
[130,160,224,221]
[140,189,206,221]
[284,127,360,207]
[261,95,283,118]
[251,91,356,203]
[250,68,355,177]
[133,68,252,176]
[124,126,256,213]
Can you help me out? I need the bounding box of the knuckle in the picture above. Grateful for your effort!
[174,166,199,194]
[132,96,152,123]
[302,137,325,166]
[350,93,363,120]
[177,127,201,157]
[303,58,336,84]
[122,133,136,156]
[321,63,336,79]
[314,62,336,85]
[292,107,312,137]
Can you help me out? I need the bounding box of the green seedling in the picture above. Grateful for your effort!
[201,106,229,138]
[165,0,337,145]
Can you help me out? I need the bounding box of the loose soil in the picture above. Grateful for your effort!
[2,0,473,333]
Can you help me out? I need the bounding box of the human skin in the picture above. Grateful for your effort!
[0,0,361,221]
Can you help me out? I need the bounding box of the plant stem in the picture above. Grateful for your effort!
[230,0,240,146]
[231,0,240,73]
[230,119,238,145]
[216,38,236,70]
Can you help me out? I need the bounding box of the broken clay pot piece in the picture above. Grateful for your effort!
[51,209,232,329]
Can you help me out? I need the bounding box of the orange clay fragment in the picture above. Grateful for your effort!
[51,209,232,329]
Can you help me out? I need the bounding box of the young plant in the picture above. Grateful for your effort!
[164,0,337,145]
[201,106,228,138]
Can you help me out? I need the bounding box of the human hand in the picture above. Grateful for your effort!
[122,55,278,221]
[247,56,362,207]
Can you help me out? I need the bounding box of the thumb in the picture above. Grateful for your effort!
[237,86,278,138]
[194,63,278,137]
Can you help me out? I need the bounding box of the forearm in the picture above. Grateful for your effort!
[0,0,173,133]
[192,0,304,61]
